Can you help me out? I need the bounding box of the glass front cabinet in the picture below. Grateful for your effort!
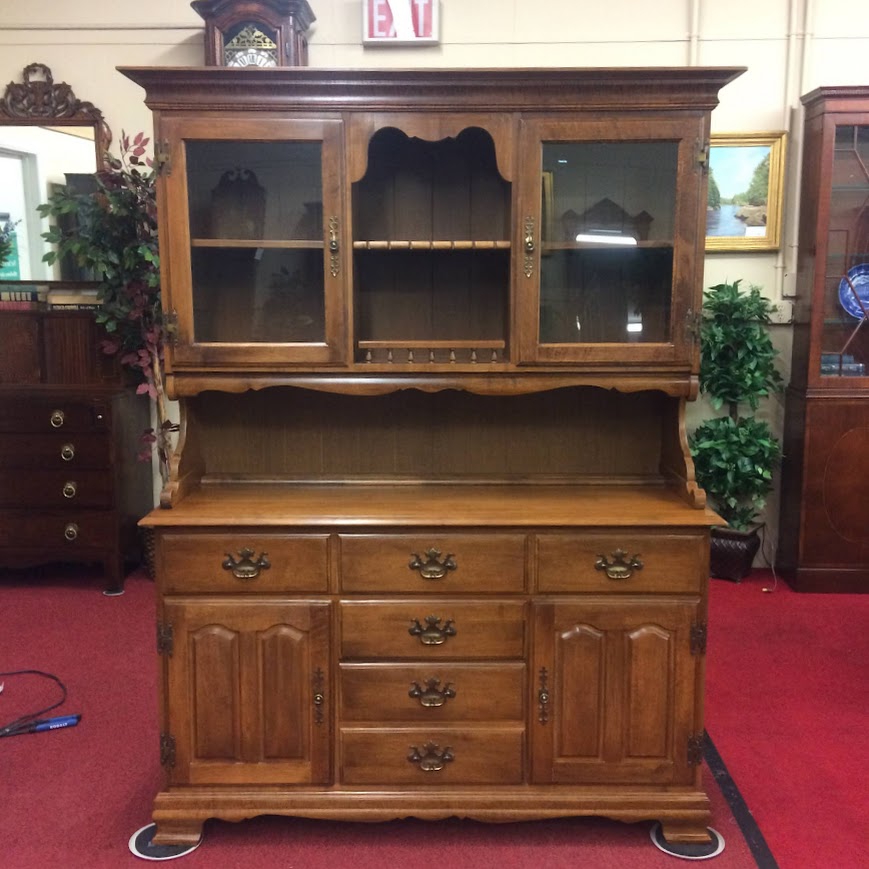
[127,67,741,850]
[779,86,869,592]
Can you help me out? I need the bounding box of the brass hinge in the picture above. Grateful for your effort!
[160,732,176,768]
[163,309,178,346]
[687,733,705,766]
[155,140,172,176]
[691,622,708,655]
[697,140,710,170]
[686,307,703,343]
[156,622,174,656]
[537,667,550,724]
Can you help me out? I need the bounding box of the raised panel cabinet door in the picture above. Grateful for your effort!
[530,599,700,785]
[162,598,331,786]
[159,116,347,368]
[516,116,708,367]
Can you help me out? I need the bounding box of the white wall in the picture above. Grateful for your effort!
[1,1,867,554]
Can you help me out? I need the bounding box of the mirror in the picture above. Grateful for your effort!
[0,63,110,285]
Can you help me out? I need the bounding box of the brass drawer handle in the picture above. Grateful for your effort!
[408,742,454,772]
[409,615,456,646]
[222,548,271,581]
[62,481,77,499]
[61,443,75,461]
[50,409,65,428]
[409,548,457,581]
[594,549,643,580]
[63,523,79,542]
[409,678,456,708]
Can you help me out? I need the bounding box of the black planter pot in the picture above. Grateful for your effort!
[710,526,760,582]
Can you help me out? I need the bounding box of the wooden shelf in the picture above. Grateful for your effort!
[191,238,324,249]
[353,240,511,250]
[542,241,674,251]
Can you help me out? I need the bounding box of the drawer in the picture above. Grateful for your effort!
[0,509,116,550]
[535,531,706,593]
[339,533,525,594]
[340,599,526,660]
[0,469,113,509]
[340,726,524,785]
[0,433,111,469]
[340,662,525,721]
[0,399,110,433]
[340,533,526,593]
[159,533,330,593]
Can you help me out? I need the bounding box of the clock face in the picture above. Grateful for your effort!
[226,48,277,68]
[223,23,279,67]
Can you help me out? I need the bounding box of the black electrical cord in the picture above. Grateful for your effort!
[0,670,68,738]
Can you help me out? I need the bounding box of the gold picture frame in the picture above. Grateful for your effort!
[705,132,787,252]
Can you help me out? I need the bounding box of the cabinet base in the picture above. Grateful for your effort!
[150,787,712,847]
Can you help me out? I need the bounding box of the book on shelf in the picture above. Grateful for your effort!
[0,287,46,310]
[46,288,101,310]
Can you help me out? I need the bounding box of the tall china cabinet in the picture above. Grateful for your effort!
[779,87,869,593]
[125,65,742,848]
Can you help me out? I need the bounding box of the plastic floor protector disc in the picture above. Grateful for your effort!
[129,823,202,861]
[649,823,725,860]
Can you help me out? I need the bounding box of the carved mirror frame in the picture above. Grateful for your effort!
[0,62,111,285]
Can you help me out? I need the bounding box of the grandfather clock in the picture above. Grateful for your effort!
[191,0,315,67]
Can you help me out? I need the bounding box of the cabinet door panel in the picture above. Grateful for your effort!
[160,117,346,368]
[163,598,331,785]
[531,599,699,785]
[517,116,706,367]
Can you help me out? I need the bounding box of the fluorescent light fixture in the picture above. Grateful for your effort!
[626,322,643,333]
[575,233,637,246]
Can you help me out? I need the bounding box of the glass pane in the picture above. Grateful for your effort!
[539,141,677,344]
[185,140,326,344]
[191,248,324,343]
[820,124,869,379]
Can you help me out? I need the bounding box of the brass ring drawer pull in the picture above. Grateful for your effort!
[594,549,643,580]
[64,523,79,542]
[50,409,65,428]
[409,678,456,708]
[61,443,75,461]
[222,548,271,580]
[408,742,454,772]
[62,481,77,499]
[409,615,456,646]
[408,548,456,580]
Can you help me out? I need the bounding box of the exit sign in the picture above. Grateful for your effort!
[363,0,439,45]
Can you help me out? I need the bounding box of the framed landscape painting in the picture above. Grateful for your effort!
[706,132,787,252]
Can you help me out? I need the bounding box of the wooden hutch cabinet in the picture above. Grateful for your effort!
[778,87,869,593]
[0,310,152,593]
[125,65,742,847]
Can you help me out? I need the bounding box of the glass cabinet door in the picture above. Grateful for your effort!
[814,121,869,383]
[161,118,345,367]
[517,118,704,365]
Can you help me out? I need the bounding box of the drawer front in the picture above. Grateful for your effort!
[536,531,707,593]
[340,599,526,660]
[340,662,525,721]
[0,399,110,433]
[0,433,111,470]
[340,533,526,593]
[340,727,524,785]
[0,469,113,509]
[159,533,330,593]
[0,509,116,549]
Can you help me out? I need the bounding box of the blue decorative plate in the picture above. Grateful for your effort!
[839,263,869,319]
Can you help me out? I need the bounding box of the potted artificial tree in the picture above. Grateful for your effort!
[38,132,175,486]
[689,279,784,581]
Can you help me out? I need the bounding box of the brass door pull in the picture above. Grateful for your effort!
[594,549,643,580]
[63,523,79,542]
[60,443,75,461]
[62,481,77,499]
[409,615,456,646]
[408,742,454,772]
[408,548,457,580]
[50,409,65,428]
[409,678,456,707]
[222,548,271,580]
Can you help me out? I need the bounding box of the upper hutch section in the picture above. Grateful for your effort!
[120,66,743,396]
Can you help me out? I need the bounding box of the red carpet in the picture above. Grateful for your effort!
[6,564,861,867]
[705,570,869,869]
